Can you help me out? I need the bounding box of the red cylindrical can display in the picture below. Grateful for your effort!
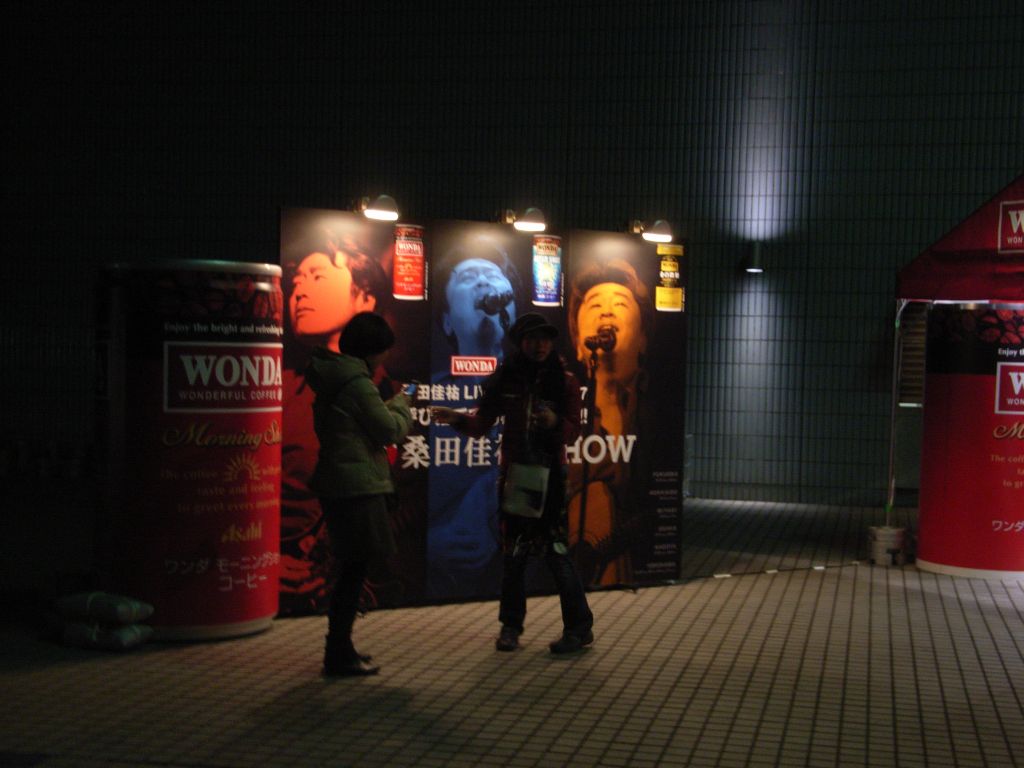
[99,260,284,638]
[918,303,1024,577]
[392,224,426,300]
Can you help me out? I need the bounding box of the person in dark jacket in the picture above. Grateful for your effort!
[306,312,412,676]
[432,313,595,654]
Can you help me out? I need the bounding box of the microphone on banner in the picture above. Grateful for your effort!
[584,328,617,352]
[474,291,514,315]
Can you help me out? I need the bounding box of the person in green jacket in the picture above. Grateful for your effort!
[306,312,413,677]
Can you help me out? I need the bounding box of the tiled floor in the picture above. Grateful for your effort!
[677,500,918,579]
[2,501,1023,768]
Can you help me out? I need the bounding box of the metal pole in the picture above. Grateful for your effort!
[576,349,599,561]
[885,299,910,527]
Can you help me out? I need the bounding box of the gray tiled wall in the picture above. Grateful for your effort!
[3,1,1023,507]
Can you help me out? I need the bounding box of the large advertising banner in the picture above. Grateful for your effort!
[101,261,284,638]
[279,209,686,612]
[565,232,687,587]
[425,221,536,599]
[279,209,431,615]
[919,303,1024,576]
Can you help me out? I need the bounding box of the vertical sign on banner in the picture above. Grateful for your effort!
[532,235,563,307]
[101,261,284,638]
[655,243,685,312]
[565,231,685,589]
[425,223,525,599]
[393,224,427,300]
[918,303,1024,576]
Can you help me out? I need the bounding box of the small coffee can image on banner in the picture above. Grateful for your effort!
[532,235,562,307]
[393,224,426,300]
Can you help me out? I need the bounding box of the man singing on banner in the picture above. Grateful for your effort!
[279,226,390,614]
[567,257,656,587]
[427,239,521,598]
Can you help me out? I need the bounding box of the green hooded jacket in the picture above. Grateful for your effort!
[306,348,412,499]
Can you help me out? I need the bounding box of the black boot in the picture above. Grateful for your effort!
[549,629,594,655]
[495,625,521,652]
[323,635,379,677]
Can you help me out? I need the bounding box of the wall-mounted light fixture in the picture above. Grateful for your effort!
[360,194,400,222]
[630,219,673,243]
[505,207,546,233]
[743,241,764,274]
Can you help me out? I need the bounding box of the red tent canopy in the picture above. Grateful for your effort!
[897,172,1024,302]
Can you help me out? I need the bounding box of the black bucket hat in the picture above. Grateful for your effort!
[509,312,558,344]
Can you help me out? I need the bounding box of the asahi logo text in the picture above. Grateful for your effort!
[998,200,1024,253]
[221,521,262,543]
[450,356,498,376]
[165,342,283,414]
[995,363,1024,414]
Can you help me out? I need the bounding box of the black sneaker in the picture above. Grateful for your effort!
[549,630,594,655]
[496,625,521,652]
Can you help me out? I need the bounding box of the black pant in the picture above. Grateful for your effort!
[321,495,395,659]
[325,559,367,658]
[498,540,593,637]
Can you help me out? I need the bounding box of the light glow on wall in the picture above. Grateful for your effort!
[729,128,800,242]
[722,26,806,243]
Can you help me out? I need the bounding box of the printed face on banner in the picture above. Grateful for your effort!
[289,251,375,347]
[575,281,646,381]
[278,210,399,616]
[442,256,517,357]
[565,235,672,589]
[426,227,528,600]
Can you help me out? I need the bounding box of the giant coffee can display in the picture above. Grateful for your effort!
[99,260,284,638]
[918,303,1024,577]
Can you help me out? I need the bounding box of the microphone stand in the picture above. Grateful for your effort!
[575,345,600,580]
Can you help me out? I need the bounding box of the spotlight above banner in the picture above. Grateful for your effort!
[630,219,673,243]
[505,207,546,233]
[361,194,400,222]
[743,241,764,274]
